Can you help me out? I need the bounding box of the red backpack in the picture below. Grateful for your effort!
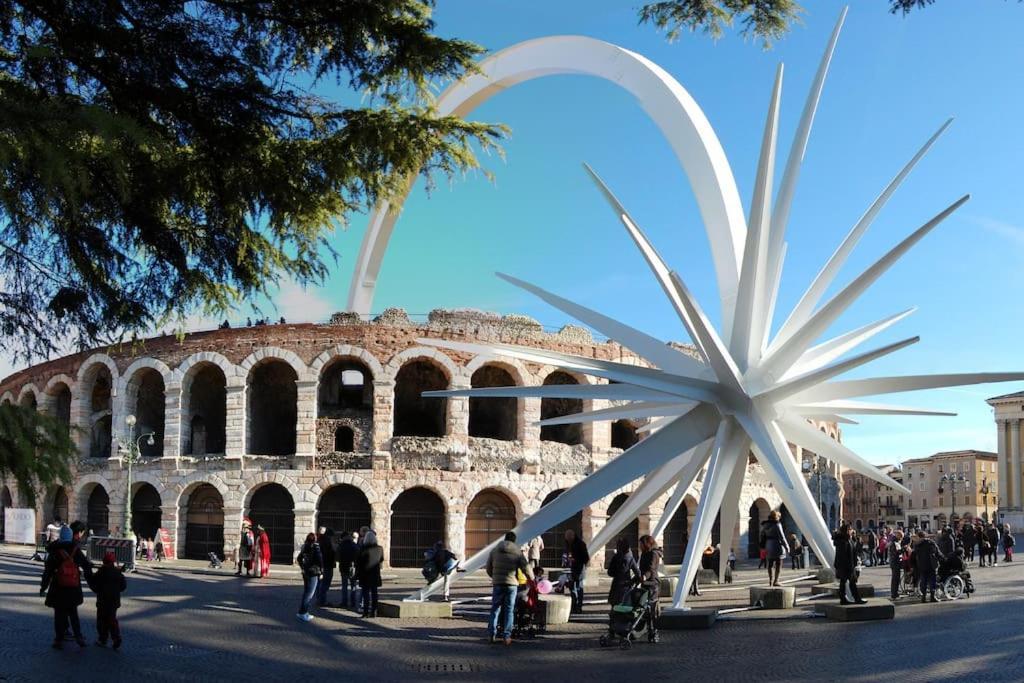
[56,548,80,588]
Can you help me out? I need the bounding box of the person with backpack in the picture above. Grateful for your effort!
[1003,525,1014,563]
[606,536,640,606]
[295,532,323,623]
[87,552,127,649]
[423,540,459,602]
[40,525,93,649]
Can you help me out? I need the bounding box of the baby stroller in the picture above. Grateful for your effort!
[599,583,658,650]
[512,579,546,638]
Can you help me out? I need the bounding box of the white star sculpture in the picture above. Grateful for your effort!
[410,14,1024,609]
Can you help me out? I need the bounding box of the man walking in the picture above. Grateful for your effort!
[563,529,590,614]
[485,531,532,646]
[914,530,944,603]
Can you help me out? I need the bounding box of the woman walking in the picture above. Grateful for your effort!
[356,530,384,618]
[888,529,904,599]
[762,511,789,586]
[638,535,663,643]
[295,533,322,623]
[834,523,867,605]
[606,536,640,606]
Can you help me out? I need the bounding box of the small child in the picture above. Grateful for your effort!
[88,552,127,649]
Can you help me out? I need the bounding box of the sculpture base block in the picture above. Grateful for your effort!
[816,568,836,584]
[659,576,678,597]
[539,594,572,625]
[658,607,718,630]
[749,586,795,609]
[377,600,452,619]
[811,583,875,598]
[823,598,895,622]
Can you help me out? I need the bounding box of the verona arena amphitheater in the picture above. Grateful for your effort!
[0,308,841,569]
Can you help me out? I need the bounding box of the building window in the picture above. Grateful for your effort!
[922,499,927,508]
[965,495,970,505]
[938,464,943,473]
[919,482,925,491]
[908,499,912,509]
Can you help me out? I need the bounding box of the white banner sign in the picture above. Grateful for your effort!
[4,507,37,544]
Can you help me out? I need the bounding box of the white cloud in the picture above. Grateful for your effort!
[270,281,336,323]
[971,216,1024,247]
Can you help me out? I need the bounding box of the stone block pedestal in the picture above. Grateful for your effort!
[657,607,717,630]
[377,599,452,619]
[539,594,572,625]
[658,576,678,598]
[823,598,895,622]
[811,583,875,599]
[815,567,836,584]
[749,586,795,609]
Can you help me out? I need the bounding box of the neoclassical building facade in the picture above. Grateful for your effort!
[1,308,838,568]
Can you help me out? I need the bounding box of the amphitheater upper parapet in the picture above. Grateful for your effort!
[1,306,701,395]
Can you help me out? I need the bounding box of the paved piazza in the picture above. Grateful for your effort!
[2,548,1023,682]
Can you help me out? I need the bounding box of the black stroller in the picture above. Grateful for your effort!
[599,583,658,649]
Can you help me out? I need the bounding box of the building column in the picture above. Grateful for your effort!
[160,503,178,558]
[1012,420,1022,509]
[447,503,467,562]
[224,382,245,458]
[162,379,181,461]
[447,380,470,450]
[997,420,1009,517]
[222,506,244,563]
[372,499,392,568]
[371,380,393,452]
[294,380,318,466]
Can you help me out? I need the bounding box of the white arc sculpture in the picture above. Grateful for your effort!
[399,11,1024,609]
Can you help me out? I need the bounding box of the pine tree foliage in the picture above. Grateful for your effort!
[0,402,75,507]
[0,1,505,363]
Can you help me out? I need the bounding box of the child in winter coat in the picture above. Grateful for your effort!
[88,552,127,649]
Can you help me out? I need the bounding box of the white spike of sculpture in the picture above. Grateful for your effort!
[392,12,1024,609]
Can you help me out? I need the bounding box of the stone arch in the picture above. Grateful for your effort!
[0,391,14,404]
[539,370,584,446]
[74,472,115,517]
[311,472,381,507]
[180,360,228,456]
[241,472,308,512]
[82,483,111,537]
[663,496,690,564]
[17,383,39,409]
[538,488,585,567]
[465,487,519,557]
[179,481,226,560]
[611,419,640,450]
[245,481,296,565]
[130,482,163,539]
[316,484,373,535]
[468,362,520,441]
[392,356,451,438]
[604,492,640,563]
[121,360,170,457]
[309,344,385,379]
[175,351,241,383]
[0,484,12,541]
[78,356,116,459]
[747,497,771,559]
[245,357,298,455]
[384,346,461,384]
[177,474,234,511]
[42,375,74,429]
[238,346,311,382]
[390,486,447,567]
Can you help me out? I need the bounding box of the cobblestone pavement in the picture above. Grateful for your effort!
[2,548,1023,682]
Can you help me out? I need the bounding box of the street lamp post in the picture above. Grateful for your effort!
[938,472,969,528]
[980,478,991,523]
[119,414,155,538]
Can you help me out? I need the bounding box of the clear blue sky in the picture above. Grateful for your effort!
[6,1,1023,464]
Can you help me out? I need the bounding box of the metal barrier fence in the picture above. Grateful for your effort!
[87,536,136,565]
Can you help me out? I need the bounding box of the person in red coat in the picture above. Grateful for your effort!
[256,526,271,578]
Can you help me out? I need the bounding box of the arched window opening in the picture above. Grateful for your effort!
[317,485,371,536]
[469,365,517,441]
[466,489,517,557]
[538,489,584,567]
[663,501,689,564]
[611,420,639,450]
[86,486,110,537]
[184,484,225,560]
[540,371,582,446]
[183,363,226,455]
[49,384,72,430]
[604,493,639,566]
[393,360,447,438]
[247,360,297,455]
[0,486,12,542]
[248,484,295,565]
[131,484,162,539]
[319,359,373,413]
[390,487,445,567]
[126,368,165,457]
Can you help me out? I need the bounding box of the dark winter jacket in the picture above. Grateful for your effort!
[40,542,93,609]
[565,538,590,577]
[486,540,532,587]
[606,549,640,605]
[887,541,903,569]
[962,525,976,548]
[1004,533,1015,549]
[336,537,358,572]
[639,547,664,599]
[763,522,789,561]
[296,541,324,577]
[914,538,943,574]
[986,527,1000,548]
[833,533,857,580]
[936,532,955,557]
[88,564,127,610]
[319,533,336,572]
[356,543,384,588]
